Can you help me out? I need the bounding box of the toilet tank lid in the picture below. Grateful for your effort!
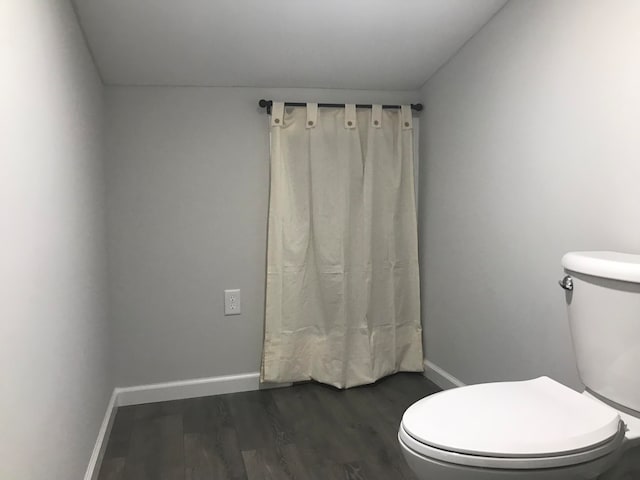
[562,251,640,283]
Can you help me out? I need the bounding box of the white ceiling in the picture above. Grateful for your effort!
[73,0,507,90]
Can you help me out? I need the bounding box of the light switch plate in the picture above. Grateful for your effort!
[224,289,241,315]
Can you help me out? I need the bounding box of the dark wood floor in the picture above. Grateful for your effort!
[98,372,440,480]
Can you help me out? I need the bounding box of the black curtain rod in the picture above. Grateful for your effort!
[258,99,422,115]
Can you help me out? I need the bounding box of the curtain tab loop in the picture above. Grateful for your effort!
[400,105,412,130]
[344,104,357,129]
[271,101,285,127]
[306,103,318,129]
[371,105,382,128]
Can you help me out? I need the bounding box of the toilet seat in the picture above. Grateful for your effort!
[399,422,625,470]
[400,377,626,470]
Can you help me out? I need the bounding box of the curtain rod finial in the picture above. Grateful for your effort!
[259,99,272,108]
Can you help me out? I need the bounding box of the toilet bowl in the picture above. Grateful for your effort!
[399,377,640,480]
[399,252,640,480]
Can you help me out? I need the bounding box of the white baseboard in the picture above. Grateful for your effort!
[423,360,466,390]
[84,371,274,478]
[116,372,264,406]
[84,389,118,480]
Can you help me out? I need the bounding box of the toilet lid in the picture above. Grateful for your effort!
[402,377,621,457]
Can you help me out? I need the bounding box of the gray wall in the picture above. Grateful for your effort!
[0,1,111,479]
[419,0,640,390]
[105,87,419,387]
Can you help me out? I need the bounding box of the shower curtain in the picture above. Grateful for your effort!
[261,102,423,389]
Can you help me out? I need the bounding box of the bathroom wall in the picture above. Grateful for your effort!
[105,87,420,387]
[0,1,110,479]
[418,0,640,389]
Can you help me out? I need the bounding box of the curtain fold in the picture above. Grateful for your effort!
[262,104,423,389]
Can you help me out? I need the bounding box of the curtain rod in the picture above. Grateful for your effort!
[258,99,423,115]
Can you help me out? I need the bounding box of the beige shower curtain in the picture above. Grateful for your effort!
[261,102,423,389]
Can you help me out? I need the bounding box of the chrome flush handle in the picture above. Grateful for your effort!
[558,275,573,291]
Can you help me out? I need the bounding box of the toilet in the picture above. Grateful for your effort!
[399,251,640,480]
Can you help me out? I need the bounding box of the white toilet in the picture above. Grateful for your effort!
[399,251,640,480]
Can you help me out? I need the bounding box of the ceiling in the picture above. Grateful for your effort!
[73,0,507,90]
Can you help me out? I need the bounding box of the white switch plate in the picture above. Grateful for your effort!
[224,289,241,315]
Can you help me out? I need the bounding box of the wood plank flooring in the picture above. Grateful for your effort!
[97,373,441,480]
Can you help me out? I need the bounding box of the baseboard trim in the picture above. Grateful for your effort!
[84,389,118,480]
[423,360,466,390]
[85,371,286,478]
[116,372,262,406]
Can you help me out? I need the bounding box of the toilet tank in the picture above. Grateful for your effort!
[562,251,640,413]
